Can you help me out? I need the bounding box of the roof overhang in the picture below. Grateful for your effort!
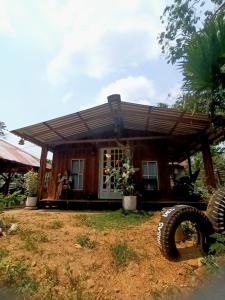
[11,97,225,162]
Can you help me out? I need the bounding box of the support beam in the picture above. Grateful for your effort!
[77,112,93,135]
[38,146,48,200]
[43,122,68,140]
[53,135,168,145]
[202,138,216,188]
[169,111,185,135]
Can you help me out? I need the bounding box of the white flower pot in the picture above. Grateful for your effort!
[123,196,137,211]
[25,196,38,209]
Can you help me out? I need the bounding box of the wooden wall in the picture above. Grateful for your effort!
[47,144,98,199]
[46,140,171,200]
[133,140,170,194]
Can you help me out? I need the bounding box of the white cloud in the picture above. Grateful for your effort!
[99,76,155,104]
[46,0,165,84]
[82,76,155,109]
[0,0,166,84]
[0,0,20,34]
[80,76,182,111]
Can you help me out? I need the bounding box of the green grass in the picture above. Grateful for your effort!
[0,259,38,295]
[18,229,49,252]
[75,234,96,249]
[0,249,9,259]
[78,209,153,230]
[111,242,138,266]
[39,266,83,300]
[47,220,64,229]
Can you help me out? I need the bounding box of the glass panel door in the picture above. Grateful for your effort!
[99,148,124,199]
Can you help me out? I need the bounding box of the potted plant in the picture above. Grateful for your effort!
[105,153,138,211]
[24,170,38,209]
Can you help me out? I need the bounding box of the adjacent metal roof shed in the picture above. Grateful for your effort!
[0,139,51,172]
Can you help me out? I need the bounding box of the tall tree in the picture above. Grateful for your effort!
[180,13,225,118]
[159,0,225,65]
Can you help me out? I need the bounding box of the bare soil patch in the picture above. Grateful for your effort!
[0,209,209,299]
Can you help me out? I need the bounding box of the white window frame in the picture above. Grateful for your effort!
[71,159,85,190]
[98,148,125,199]
[142,161,159,191]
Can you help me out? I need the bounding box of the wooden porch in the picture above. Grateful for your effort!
[39,196,207,210]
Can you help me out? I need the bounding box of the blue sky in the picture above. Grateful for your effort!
[0,0,182,157]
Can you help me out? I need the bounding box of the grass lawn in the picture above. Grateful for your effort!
[0,209,209,299]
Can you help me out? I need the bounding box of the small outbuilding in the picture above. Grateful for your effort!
[0,139,51,195]
[0,139,41,173]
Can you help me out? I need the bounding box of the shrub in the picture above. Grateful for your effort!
[24,171,38,197]
[1,192,26,206]
[202,233,225,273]
[75,234,96,249]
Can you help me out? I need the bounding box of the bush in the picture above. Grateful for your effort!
[75,234,96,249]
[202,233,225,273]
[0,192,26,207]
[24,171,38,197]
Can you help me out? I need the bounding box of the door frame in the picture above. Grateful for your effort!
[98,147,123,199]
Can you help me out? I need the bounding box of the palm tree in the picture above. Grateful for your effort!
[180,13,225,119]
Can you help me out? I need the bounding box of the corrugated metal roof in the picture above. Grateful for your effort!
[11,100,212,146]
[10,98,225,161]
[0,139,51,169]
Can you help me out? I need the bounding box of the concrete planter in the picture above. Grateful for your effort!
[25,196,38,209]
[122,196,137,211]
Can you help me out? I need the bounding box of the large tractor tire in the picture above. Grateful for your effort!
[207,188,225,234]
[157,205,214,260]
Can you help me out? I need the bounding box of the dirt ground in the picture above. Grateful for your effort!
[0,209,211,300]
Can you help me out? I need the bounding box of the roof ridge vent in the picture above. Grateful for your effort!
[107,94,121,104]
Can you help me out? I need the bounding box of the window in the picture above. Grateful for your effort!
[143,161,158,191]
[71,159,84,190]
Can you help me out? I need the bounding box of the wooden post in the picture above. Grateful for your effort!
[202,138,216,188]
[38,146,48,200]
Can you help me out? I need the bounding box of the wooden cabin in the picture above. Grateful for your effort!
[11,94,225,208]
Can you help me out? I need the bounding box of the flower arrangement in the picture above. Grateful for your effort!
[105,154,138,196]
[24,170,38,197]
